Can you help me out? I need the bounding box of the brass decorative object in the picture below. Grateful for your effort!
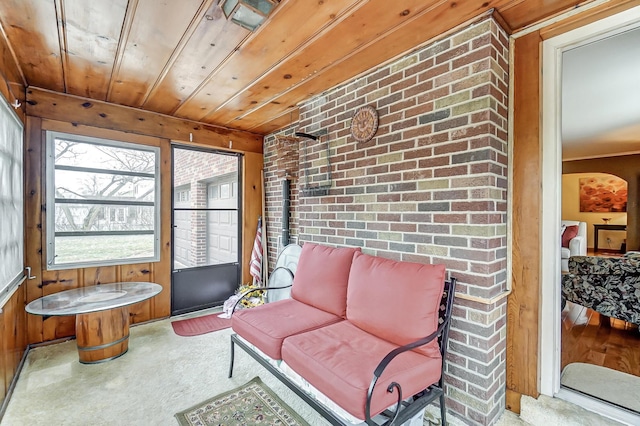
[350,105,378,143]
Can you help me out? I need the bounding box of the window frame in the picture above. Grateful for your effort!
[45,131,161,270]
[0,96,24,304]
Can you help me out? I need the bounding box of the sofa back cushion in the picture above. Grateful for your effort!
[346,252,446,356]
[291,243,360,317]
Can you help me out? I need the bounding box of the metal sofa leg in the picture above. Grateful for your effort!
[228,336,235,378]
[440,393,447,426]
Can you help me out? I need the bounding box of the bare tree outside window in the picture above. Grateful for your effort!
[46,132,160,268]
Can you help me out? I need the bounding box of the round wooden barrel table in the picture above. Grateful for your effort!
[26,282,162,364]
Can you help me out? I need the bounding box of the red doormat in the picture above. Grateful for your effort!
[171,313,232,337]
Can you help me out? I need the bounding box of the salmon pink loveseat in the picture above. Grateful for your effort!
[228,243,456,426]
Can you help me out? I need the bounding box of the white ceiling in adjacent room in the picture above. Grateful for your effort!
[562,25,640,160]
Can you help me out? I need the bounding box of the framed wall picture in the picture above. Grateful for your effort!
[579,176,627,212]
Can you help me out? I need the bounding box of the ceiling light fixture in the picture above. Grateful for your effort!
[219,0,278,31]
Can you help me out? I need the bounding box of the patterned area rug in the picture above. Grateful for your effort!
[171,313,231,337]
[175,377,310,426]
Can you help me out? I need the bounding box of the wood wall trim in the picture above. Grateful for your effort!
[507,30,542,399]
[41,119,163,146]
[540,0,640,39]
[26,87,264,153]
[505,389,522,414]
[242,153,264,284]
[154,137,172,318]
[24,116,44,344]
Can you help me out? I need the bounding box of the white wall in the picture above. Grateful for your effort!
[562,172,627,250]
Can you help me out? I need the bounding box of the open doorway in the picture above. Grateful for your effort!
[171,146,242,315]
[540,5,640,423]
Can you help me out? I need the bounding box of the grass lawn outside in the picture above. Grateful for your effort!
[54,234,155,264]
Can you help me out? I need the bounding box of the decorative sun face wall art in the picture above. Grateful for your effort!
[579,176,628,212]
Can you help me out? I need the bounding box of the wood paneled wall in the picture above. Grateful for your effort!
[0,285,27,410]
[22,92,263,345]
[507,0,640,413]
[25,87,263,154]
[24,118,172,343]
[507,30,542,411]
[0,85,263,412]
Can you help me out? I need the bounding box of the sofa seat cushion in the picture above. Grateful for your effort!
[282,321,442,420]
[232,299,342,360]
[561,247,571,259]
[291,243,360,317]
[346,252,445,357]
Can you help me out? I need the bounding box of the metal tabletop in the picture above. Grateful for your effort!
[25,282,162,316]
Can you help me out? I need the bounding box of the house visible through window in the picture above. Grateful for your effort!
[45,131,160,268]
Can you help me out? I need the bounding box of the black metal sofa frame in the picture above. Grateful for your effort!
[228,277,457,426]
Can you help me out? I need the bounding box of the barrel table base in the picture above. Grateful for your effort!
[75,307,130,364]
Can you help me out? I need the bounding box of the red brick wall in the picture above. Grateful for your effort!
[173,149,237,187]
[264,15,509,425]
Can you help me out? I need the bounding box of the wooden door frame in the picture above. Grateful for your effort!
[507,0,640,413]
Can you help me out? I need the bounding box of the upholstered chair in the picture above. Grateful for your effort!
[561,253,640,325]
[561,220,587,271]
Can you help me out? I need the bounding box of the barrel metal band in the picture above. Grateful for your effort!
[77,334,129,351]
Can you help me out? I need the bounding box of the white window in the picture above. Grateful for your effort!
[220,183,230,199]
[45,131,160,269]
[208,185,218,199]
[176,190,190,203]
[109,208,126,223]
[0,98,24,300]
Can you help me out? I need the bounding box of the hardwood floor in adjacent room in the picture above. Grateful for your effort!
[561,301,640,377]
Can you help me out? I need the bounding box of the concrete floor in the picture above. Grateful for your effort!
[0,314,628,426]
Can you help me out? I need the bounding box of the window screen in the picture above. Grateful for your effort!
[0,98,24,300]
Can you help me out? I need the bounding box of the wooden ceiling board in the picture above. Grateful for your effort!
[107,0,206,107]
[61,0,129,100]
[203,0,437,126]
[0,20,24,87]
[142,4,249,115]
[0,0,606,136]
[540,0,640,39]
[0,26,25,117]
[235,0,509,132]
[254,106,299,136]
[173,0,366,122]
[0,0,64,92]
[498,0,587,31]
[138,0,218,107]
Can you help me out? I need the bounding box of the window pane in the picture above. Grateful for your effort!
[54,138,155,172]
[54,169,155,202]
[54,234,155,265]
[54,204,154,232]
[173,210,238,270]
[0,98,24,294]
[47,131,159,269]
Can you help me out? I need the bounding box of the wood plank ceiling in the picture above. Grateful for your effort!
[0,0,588,136]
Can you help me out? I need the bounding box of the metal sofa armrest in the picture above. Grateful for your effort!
[231,267,294,314]
[364,278,457,425]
